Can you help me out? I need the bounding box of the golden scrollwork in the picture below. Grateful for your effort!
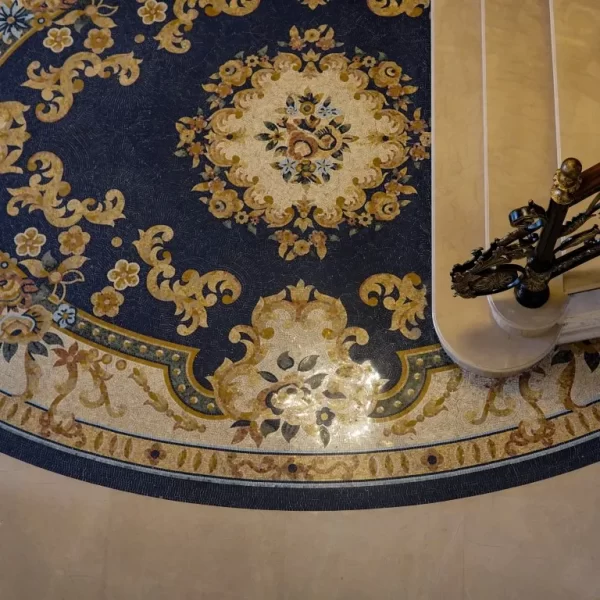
[154,0,260,54]
[133,225,241,335]
[360,273,427,340]
[366,0,429,17]
[0,102,31,175]
[22,51,141,122]
[201,0,261,16]
[7,152,125,228]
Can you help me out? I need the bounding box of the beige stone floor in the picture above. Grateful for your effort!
[1,453,600,599]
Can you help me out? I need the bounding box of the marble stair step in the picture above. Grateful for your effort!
[432,0,560,376]
[553,0,600,294]
[484,0,566,338]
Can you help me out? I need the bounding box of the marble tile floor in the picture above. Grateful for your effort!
[1,452,599,600]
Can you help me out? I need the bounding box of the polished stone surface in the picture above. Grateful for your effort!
[2,451,600,599]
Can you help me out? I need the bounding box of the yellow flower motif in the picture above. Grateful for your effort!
[42,27,73,53]
[245,54,260,67]
[218,60,252,87]
[293,239,311,256]
[315,30,335,51]
[304,28,321,43]
[137,0,167,25]
[275,230,298,246]
[410,145,430,161]
[187,141,204,168]
[215,82,232,98]
[208,190,243,219]
[234,212,249,224]
[419,132,431,147]
[107,260,140,291]
[14,227,46,257]
[368,60,403,88]
[358,214,373,227]
[366,192,401,221]
[91,286,124,318]
[309,230,327,259]
[176,127,195,148]
[58,225,90,256]
[83,27,114,54]
[410,108,428,133]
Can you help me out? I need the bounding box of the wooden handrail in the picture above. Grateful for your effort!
[573,162,600,204]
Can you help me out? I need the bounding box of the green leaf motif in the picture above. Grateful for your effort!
[298,355,319,372]
[584,352,600,373]
[2,343,18,363]
[260,419,281,437]
[319,426,331,447]
[43,332,63,347]
[28,341,48,357]
[305,373,327,389]
[259,371,278,383]
[281,422,300,443]
[551,350,574,366]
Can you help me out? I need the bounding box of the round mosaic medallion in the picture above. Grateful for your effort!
[175,25,429,259]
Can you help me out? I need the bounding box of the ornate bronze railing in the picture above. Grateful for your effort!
[451,158,600,308]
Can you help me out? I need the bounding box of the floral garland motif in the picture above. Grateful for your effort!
[145,0,261,54]
[0,101,30,175]
[360,273,427,340]
[22,51,141,122]
[0,252,67,395]
[133,225,241,335]
[209,280,381,448]
[175,25,430,260]
[7,152,126,228]
[129,367,207,433]
[366,0,430,17]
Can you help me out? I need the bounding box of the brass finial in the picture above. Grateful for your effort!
[551,157,583,205]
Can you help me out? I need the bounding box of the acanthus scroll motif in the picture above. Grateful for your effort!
[133,225,241,335]
[22,51,141,122]
[7,152,125,228]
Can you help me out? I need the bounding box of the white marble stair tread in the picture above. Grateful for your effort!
[484,0,568,337]
[553,0,600,295]
[432,0,559,377]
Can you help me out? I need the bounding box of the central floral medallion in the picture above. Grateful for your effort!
[257,90,357,185]
[175,25,430,259]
